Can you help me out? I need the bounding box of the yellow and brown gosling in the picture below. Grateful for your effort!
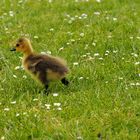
[11,37,69,94]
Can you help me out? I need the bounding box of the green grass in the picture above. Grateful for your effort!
[0,0,140,139]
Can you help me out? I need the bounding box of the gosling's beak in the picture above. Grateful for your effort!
[10,48,16,51]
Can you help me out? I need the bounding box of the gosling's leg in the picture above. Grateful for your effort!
[61,77,69,86]
[38,72,49,95]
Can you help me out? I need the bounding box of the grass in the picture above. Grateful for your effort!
[0,0,140,139]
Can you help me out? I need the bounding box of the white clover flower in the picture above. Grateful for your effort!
[16,113,20,117]
[23,75,27,79]
[81,54,87,58]
[23,112,27,115]
[131,53,138,57]
[79,77,84,80]
[108,35,112,38]
[15,66,21,70]
[66,42,70,45]
[33,98,38,101]
[49,28,54,31]
[80,33,84,37]
[0,102,2,105]
[46,51,51,55]
[129,36,133,40]
[105,53,108,56]
[92,42,96,46]
[130,83,135,86]
[13,75,17,78]
[57,107,62,111]
[54,103,61,106]
[113,50,118,53]
[94,53,99,56]
[48,0,52,3]
[71,17,75,21]
[34,36,38,39]
[113,17,117,21]
[73,62,79,66]
[59,47,64,51]
[1,136,5,140]
[94,12,100,15]
[77,136,83,140]
[68,20,72,24]
[4,108,10,111]
[71,39,75,42]
[53,93,59,97]
[136,82,140,86]
[96,0,101,3]
[106,50,110,53]
[86,52,90,55]
[41,52,46,55]
[98,57,103,60]
[78,16,82,19]
[136,36,140,39]
[45,104,51,107]
[118,77,123,80]
[9,11,14,17]
[11,101,16,104]
[135,62,140,65]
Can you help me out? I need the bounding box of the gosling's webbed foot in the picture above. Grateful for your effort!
[61,78,69,86]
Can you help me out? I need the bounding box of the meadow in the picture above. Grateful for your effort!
[0,0,140,139]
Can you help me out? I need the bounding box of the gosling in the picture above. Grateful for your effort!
[11,37,69,94]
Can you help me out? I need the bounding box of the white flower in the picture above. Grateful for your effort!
[129,36,133,40]
[94,12,100,15]
[70,39,75,42]
[14,66,21,70]
[9,11,14,17]
[86,52,90,55]
[80,33,84,37]
[79,77,84,80]
[57,107,62,111]
[136,82,140,86]
[13,75,17,78]
[45,104,51,107]
[135,62,140,65]
[1,136,5,140]
[77,136,83,140]
[106,50,110,53]
[34,36,38,39]
[66,42,70,45]
[50,28,54,31]
[113,50,118,53]
[54,103,61,106]
[98,57,103,60]
[53,93,59,97]
[108,35,112,38]
[118,77,123,80]
[105,53,108,56]
[23,75,27,79]
[94,53,99,56]
[136,36,140,39]
[11,101,16,104]
[41,52,46,55]
[92,42,96,46]
[16,113,20,117]
[48,0,52,3]
[113,17,117,21]
[59,47,64,51]
[0,102,2,105]
[130,83,135,86]
[131,53,138,57]
[4,108,10,111]
[33,98,38,101]
[46,51,51,55]
[96,0,101,2]
[23,112,27,115]
[73,62,79,66]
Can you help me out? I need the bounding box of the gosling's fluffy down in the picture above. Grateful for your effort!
[11,37,69,94]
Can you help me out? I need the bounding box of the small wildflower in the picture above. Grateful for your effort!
[70,39,75,42]
[1,136,5,140]
[41,52,46,55]
[136,82,140,86]
[113,50,118,53]
[0,102,2,105]
[16,113,20,117]
[77,136,83,140]
[13,75,17,78]
[105,53,108,56]
[136,36,140,39]
[53,93,59,97]
[106,16,109,20]
[4,108,10,111]
[57,107,62,111]
[34,36,38,39]
[15,66,21,70]
[113,17,117,21]
[131,53,138,57]
[46,51,51,55]
[135,62,140,65]
[54,103,61,106]
[94,12,100,15]
[23,112,27,115]
[68,20,73,24]
[98,57,103,60]
[11,101,16,104]
[94,53,99,56]
[129,36,133,40]
[96,0,101,3]
[130,83,135,86]
[92,42,96,46]
[80,33,84,37]
[118,77,123,80]
[50,28,54,31]
[23,75,27,79]
[9,11,14,17]
[108,35,112,38]
[48,0,52,3]
[33,98,38,101]
[79,77,84,80]
[59,47,64,51]
[73,62,79,66]
[66,42,70,45]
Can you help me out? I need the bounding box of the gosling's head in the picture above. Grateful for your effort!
[11,37,33,54]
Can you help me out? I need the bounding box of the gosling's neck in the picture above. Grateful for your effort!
[23,46,34,57]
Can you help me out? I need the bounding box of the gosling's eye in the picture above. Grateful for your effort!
[16,44,20,47]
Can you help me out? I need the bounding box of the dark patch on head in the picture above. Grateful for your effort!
[16,43,20,47]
